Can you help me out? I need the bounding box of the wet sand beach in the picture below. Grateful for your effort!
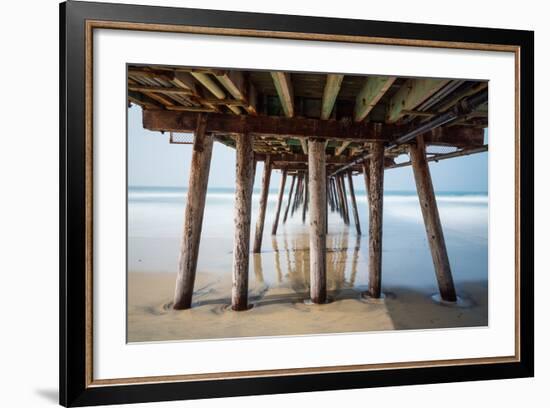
[127,187,488,342]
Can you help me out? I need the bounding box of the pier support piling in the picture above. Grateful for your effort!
[336,176,349,224]
[362,160,371,198]
[173,115,214,310]
[409,135,457,302]
[308,139,327,304]
[341,174,350,225]
[347,170,362,235]
[271,169,287,235]
[331,178,340,213]
[253,155,272,253]
[292,174,302,215]
[366,141,384,298]
[283,174,296,223]
[231,133,255,311]
[327,178,335,212]
[302,171,309,224]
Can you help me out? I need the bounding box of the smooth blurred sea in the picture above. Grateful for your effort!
[128,185,488,292]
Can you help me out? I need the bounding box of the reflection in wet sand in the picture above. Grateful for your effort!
[128,191,489,341]
[261,229,360,298]
[349,235,361,287]
[271,236,283,284]
[253,253,264,285]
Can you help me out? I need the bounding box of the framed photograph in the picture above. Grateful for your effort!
[60,1,534,406]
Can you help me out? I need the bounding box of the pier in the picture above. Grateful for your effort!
[128,66,488,310]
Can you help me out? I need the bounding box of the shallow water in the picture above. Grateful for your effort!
[128,186,488,293]
[126,186,488,341]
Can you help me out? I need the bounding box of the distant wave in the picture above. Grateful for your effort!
[356,194,488,204]
[129,187,487,205]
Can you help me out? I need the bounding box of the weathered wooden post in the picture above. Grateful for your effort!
[271,169,287,235]
[302,171,309,224]
[292,174,302,215]
[327,179,334,212]
[283,174,296,223]
[231,133,255,311]
[331,178,340,213]
[365,142,384,298]
[335,176,344,219]
[253,155,272,253]
[308,139,327,304]
[336,176,349,224]
[173,116,214,310]
[340,174,350,225]
[409,135,457,302]
[347,170,362,235]
[362,160,371,198]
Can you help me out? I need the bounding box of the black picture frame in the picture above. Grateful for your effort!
[60,1,534,406]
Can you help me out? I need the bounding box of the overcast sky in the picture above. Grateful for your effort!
[128,105,488,193]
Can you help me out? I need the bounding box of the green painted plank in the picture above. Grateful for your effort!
[354,76,396,122]
[271,72,294,117]
[321,74,344,120]
[386,78,450,123]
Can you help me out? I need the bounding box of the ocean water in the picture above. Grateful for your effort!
[128,186,488,293]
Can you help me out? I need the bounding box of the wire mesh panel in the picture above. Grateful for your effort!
[425,145,459,159]
[425,145,459,155]
[169,132,195,145]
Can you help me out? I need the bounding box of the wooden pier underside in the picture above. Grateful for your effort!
[128,65,488,309]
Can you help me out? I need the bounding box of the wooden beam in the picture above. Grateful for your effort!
[128,85,193,95]
[271,72,294,117]
[198,98,247,106]
[347,171,362,235]
[165,106,217,113]
[128,67,175,82]
[354,76,396,122]
[366,142,384,298]
[335,141,351,156]
[266,153,349,165]
[171,71,219,113]
[271,170,287,235]
[275,163,364,173]
[191,72,241,115]
[191,72,225,99]
[135,88,175,107]
[300,138,308,154]
[231,133,255,311]
[308,139,327,304]
[253,155,272,253]
[386,78,451,123]
[321,74,344,120]
[214,70,258,115]
[128,91,162,109]
[173,116,213,310]
[143,110,484,146]
[409,135,457,302]
[172,71,198,93]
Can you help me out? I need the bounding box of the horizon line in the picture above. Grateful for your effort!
[128,185,489,194]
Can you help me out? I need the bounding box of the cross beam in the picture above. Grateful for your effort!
[143,110,484,146]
